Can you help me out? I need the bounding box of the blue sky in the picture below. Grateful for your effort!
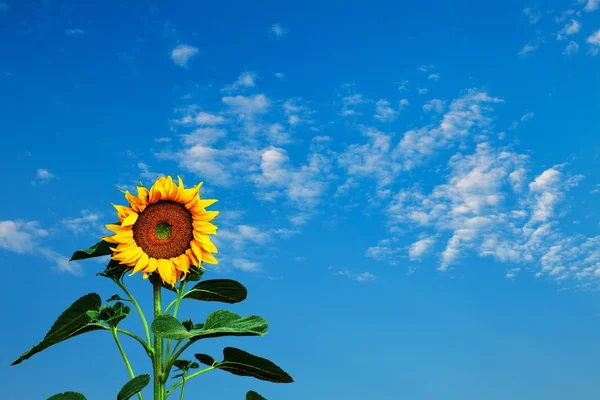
[1,0,600,399]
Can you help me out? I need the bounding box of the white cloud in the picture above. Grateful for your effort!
[423,99,445,113]
[521,111,534,122]
[31,168,56,186]
[270,23,288,37]
[155,137,172,143]
[61,210,102,236]
[557,20,581,40]
[397,80,409,91]
[340,89,367,116]
[66,28,84,36]
[394,89,503,170]
[222,94,270,116]
[0,220,81,275]
[519,43,539,56]
[417,87,429,95]
[563,40,580,55]
[428,73,441,81]
[221,71,257,93]
[173,108,226,126]
[274,72,285,79]
[399,98,410,108]
[171,44,199,67]
[523,7,542,24]
[409,237,436,260]
[417,65,434,72]
[283,97,314,125]
[231,258,260,272]
[333,268,376,282]
[374,99,398,122]
[587,30,600,47]
[584,0,599,12]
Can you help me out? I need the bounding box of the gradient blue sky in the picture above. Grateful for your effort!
[1,0,600,399]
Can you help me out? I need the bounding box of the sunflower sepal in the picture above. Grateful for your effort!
[97,260,130,284]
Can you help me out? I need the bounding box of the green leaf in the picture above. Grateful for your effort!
[106,294,130,303]
[117,374,150,400]
[97,259,129,283]
[183,279,247,304]
[70,240,113,261]
[99,301,130,328]
[47,392,87,400]
[246,391,267,400]
[151,311,267,341]
[12,293,106,365]
[194,353,215,366]
[214,347,293,383]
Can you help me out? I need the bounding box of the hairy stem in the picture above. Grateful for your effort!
[152,276,165,400]
[118,281,152,347]
[165,367,214,398]
[111,328,144,400]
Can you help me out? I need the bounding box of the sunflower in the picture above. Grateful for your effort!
[102,176,218,286]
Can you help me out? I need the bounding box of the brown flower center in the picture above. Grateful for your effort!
[132,201,194,259]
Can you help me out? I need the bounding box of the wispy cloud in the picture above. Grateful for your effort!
[563,40,580,55]
[557,20,581,40]
[523,7,542,24]
[274,72,285,79]
[171,44,199,67]
[587,29,600,55]
[583,0,599,12]
[221,72,257,93]
[0,2,8,14]
[331,267,376,282]
[270,23,288,38]
[66,28,84,36]
[519,43,539,56]
[428,73,441,81]
[61,210,102,236]
[374,99,398,122]
[31,168,56,186]
[0,220,81,275]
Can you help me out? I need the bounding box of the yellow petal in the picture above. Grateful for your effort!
[201,250,218,265]
[142,272,150,280]
[193,221,217,235]
[186,248,198,266]
[136,186,150,208]
[157,259,175,286]
[192,210,219,222]
[102,235,118,244]
[190,240,204,262]
[121,213,139,227]
[146,257,158,273]
[193,233,218,253]
[125,190,144,212]
[178,254,191,272]
[130,252,149,275]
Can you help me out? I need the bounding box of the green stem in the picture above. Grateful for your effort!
[116,328,153,358]
[164,340,195,380]
[118,281,152,346]
[152,276,165,400]
[179,375,186,400]
[165,367,214,398]
[111,328,144,400]
[165,282,186,363]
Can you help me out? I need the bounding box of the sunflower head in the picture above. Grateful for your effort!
[102,176,219,287]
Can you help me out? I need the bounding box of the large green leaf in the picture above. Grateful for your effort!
[183,279,247,304]
[117,374,150,400]
[47,393,87,400]
[194,353,216,366]
[246,391,267,400]
[152,310,267,341]
[215,347,293,383]
[12,293,106,365]
[70,240,113,261]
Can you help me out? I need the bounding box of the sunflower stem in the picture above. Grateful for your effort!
[111,327,144,400]
[118,281,152,347]
[165,367,214,398]
[179,375,186,400]
[165,281,186,363]
[116,328,153,358]
[152,275,165,400]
